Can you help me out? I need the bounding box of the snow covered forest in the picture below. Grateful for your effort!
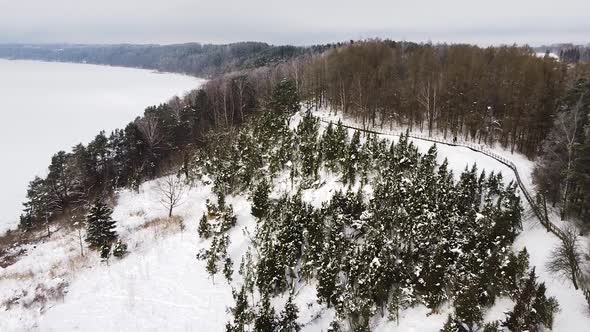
[194,109,556,331]
[2,40,590,331]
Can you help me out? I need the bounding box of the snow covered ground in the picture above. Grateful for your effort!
[0,59,204,235]
[535,52,560,60]
[1,110,589,331]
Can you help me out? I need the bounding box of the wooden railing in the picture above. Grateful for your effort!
[318,116,590,308]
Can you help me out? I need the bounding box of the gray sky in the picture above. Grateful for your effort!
[0,0,588,46]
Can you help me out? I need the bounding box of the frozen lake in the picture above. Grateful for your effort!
[0,59,204,234]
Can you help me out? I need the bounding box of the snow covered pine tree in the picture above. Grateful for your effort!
[85,199,118,250]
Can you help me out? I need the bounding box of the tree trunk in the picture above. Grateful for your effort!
[562,147,574,220]
[78,228,84,257]
[571,268,579,290]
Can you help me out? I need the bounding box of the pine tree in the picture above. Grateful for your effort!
[503,268,559,331]
[19,213,33,230]
[206,198,219,216]
[532,282,559,330]
[257,239,287,293]
[388,287,402,324]
[251,179,271,220]
[224,257,234,283]
[317,230,343,308]
[85,200,118,250]
[197,233,233,281]
[269,78,300,114]
[300,209,324,280]
[440,315,459,332]
[198,213,211,239]
[112,239,128,258]
[481,321,501,332]
[296,111,321,182]
[226,285,254,332]
[20,176,61,234]
[273,195,307,286]
[327,319,342,332]
[235,130,262,190]
[220,205,238,232]
[321,122,337,168]
[100,244,111,264]
[321,121,348,172]
[278,293,301,332]
[203,236,220,279]
[334,121,349,168]
[343,130,361,186]
[254,295,277,332]
[454,282,484,330]
[500,249,529,297]
[239,249,256,296]
[218,190,227,211]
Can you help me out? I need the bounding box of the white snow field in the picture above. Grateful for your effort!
[1,110,589,331]
[0,59,204,235]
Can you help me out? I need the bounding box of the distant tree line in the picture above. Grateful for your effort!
[4,41,583,158]
[0,42,330,77]
[534,43,590,64]
[292,41,571,157]
[560,47,590,64]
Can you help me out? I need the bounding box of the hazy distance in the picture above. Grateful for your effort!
[0,0,588,46]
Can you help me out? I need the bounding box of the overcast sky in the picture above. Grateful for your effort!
[0,0,588,46]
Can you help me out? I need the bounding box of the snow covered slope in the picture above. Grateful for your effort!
[1,111,589,331]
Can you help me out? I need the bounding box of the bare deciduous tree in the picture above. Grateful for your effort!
[547,225,582,289]
[557,94,583,219]
[157,175,187,218]
[73,220,85,257]
[418,78,440,137]
[168,95,184,121]
[233,75,249,122]
[136,114,163,152]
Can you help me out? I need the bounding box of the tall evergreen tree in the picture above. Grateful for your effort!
[503,268,559,331]
[254,295,277,332]
[296,111,321,182]
[343,130,361,186]
[251,179,271,220]
[85,200,118,250]
[226,285,254,332]
[269,78,300,114]
[198,213,211,239]
[278,293,301,332]
[224,257,234,283]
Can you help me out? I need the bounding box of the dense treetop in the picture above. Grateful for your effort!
[192,108,558,331]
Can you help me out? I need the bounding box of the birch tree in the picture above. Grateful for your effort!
[136,114,163,154]
[558,95,583,219]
